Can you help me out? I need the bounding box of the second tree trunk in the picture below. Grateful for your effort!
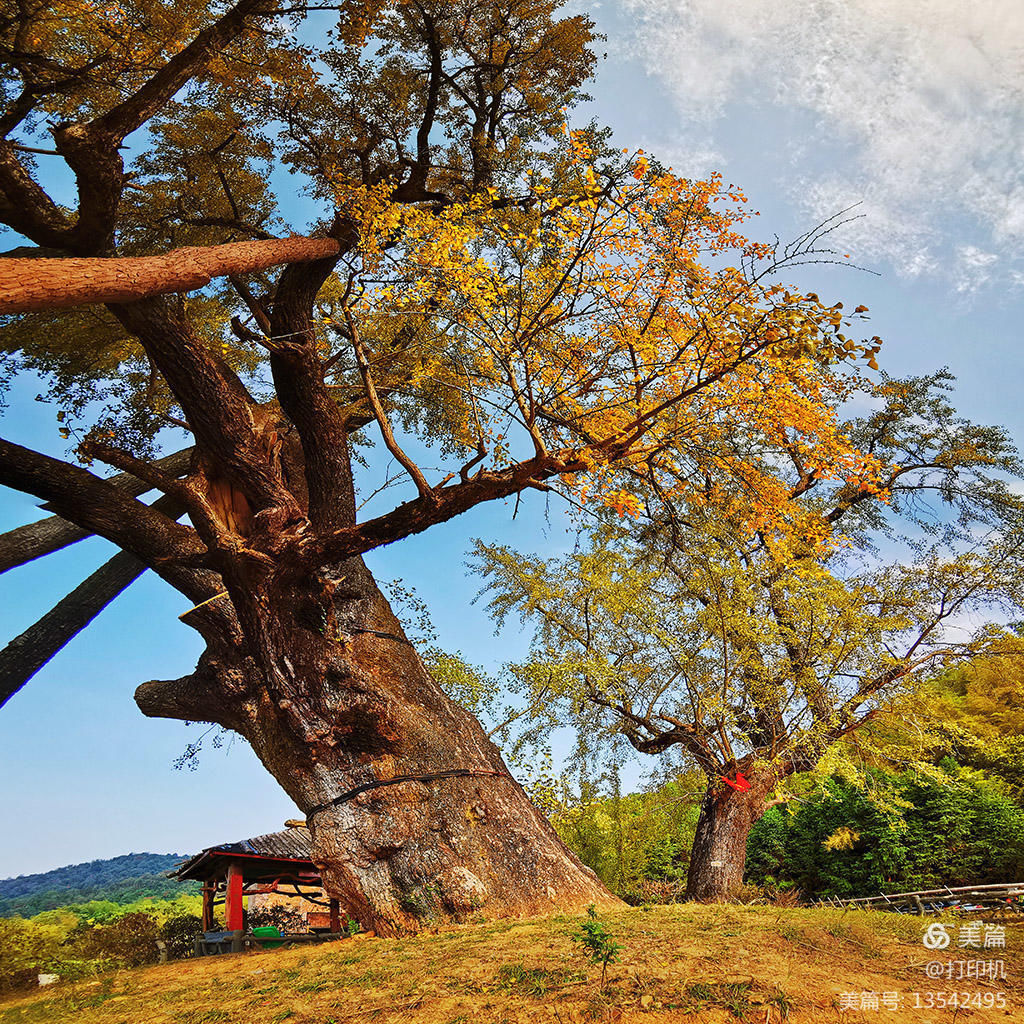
[686,776,772,901]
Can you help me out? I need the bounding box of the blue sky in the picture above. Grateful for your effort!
[2,0,1022,878]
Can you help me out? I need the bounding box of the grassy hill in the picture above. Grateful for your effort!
[0,855,197,918]
[0,904,1019,1023]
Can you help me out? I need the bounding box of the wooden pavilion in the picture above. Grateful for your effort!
[172,823,343,936]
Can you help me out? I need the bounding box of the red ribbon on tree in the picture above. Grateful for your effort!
[720,772,751,792]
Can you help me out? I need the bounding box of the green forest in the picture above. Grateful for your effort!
[0,854,196,919]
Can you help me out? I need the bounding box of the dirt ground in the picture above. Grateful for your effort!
[0,904,1020,1023]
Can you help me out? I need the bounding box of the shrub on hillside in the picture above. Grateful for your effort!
[27,909,79,938]
[551,774,701,895]
[160,914,202,960]
[617,879,687,906]
[78,912,159,967]
[0,917,59,993]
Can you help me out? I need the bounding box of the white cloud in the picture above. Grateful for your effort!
[620,0,1024,289]
[954,244,1000,296]
[640,133,723,180]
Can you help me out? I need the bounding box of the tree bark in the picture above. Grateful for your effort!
[685,774,775,901]
[0,237,341,314]
[0,447,193,574]
[0,493,185,707]
[0,515,91,575]
[136,556,615,935]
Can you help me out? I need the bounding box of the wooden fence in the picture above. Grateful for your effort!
[815,882,1024,916]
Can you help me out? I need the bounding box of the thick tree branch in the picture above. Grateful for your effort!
[43,0,277,253]
[0,489,228,709]
[0,437,203,568]
[0,516,90,576]
[0,551,144,709]
[318,451,585,564]
[135,652,246,728]
[92,0,276,145]
[0,447,194,574]
[0,236,342,314]
[0,141,75,250]
[268,243,357,532]
[229,274,272,334]
[111,296,299,517]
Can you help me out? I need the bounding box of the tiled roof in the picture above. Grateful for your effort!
[210,826,313,860]
[171,826,316,879]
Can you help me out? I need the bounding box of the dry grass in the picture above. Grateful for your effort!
[1,904,1020,1023]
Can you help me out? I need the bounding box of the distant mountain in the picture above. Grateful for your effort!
[0,853,198,917]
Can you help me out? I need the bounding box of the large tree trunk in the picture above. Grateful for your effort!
[685,774,774,901]
[136,555,614,935]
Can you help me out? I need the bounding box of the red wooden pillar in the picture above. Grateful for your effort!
[329,898,340,933]
[225,863,245,932]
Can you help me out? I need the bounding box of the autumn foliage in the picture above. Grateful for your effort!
[315,137,886,536]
